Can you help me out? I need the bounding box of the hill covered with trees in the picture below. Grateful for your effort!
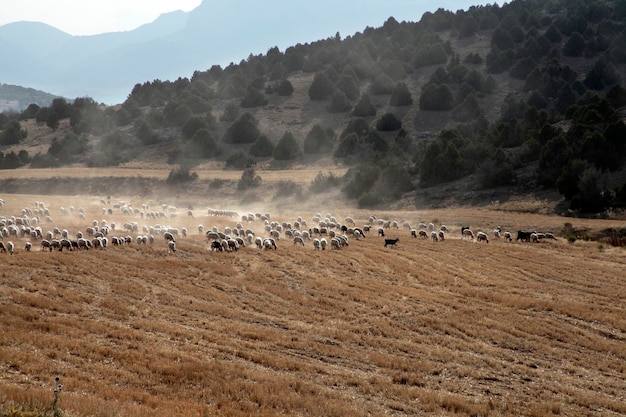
[1,0,626,214]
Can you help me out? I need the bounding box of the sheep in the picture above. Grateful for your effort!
[411,229,418,238]
[438,230,445,241]
[378,227,385,237]
[476,231,489,243]
[330,237,342,250]
[293,236,305,246]
[226,238,239,252]
[418,230,428,239]
[210,240,223,251]
[164,231,176,242]
[313,238,320,250]
[167,241,177,253]
[0,241,7,253]
[462,228,475,240]
[263,238,277,250]
[440,225,449,232]
[320,238,327,250]
[544,232,557,240]
[503,231,513,242]
[255,236,263,249]
[40,240,53,251]
[431,231,439,242]
[24,242,32,252]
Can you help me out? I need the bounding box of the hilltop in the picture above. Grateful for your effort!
[1,0,626,215]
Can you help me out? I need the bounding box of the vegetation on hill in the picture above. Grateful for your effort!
[1,0,626,214]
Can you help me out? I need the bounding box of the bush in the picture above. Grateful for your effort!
[237,167,262,190]
[309,171,342,193]
[240,88,268,108]
[326,90,353,113]
[304,124,335,154]
[166,166,198,185]
[376,113,402,131]
[353,94,376,117]
[273,181,303,200]
[308,72,333,100]
[223,113,260,144]
[276,79,294,96]
[370,74,394,95]
[249,134,275,157]
[419,83,453,111]
[389,82,413,106]
[225,151,256,170]
[273,132,301,160]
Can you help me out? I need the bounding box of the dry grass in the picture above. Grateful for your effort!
[1,176,626,417]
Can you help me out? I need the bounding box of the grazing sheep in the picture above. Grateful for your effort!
[440,225,449,232]
[313,238,320,250]
[418,230,428,239]
[254,236,263,249]
[24,242,32,252]
[431,231,439,242]
[168,241,177,253]
[263,238,277,250]
[544,232,557,240]
[6,241,14,254]
[438,230,445,241]
[378,227,385,237]
[411,229,418,238]
[503,231,513,242]
[476,231,489,243]
[384,238,400,248]
[462,228,475,240]
[320,238,327,250]
[293,236,305,246]
[40,240,53,251]
[164,231,175,242]
[330,237,342,250]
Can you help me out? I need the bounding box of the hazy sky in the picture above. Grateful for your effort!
[0,0,202,36]
[0,0,487,36]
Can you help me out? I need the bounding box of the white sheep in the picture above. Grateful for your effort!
[293,236,305,246]
[313,238,320,250]
[320,238,327,250]
[462,228,475,240]
[476,231,489,243]
[7,241,14,255]
[168,241,177,253]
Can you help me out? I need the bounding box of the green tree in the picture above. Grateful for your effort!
[370,74,394,95]
[223,113,260,144]
[352,94,376,117]
[308,72,333,100]
[185,128,221,159]
[304,124,335,154]
[376,113,402,131]
[182,116,208,139]
[273,132,301,160]
[135,119,158,145]
[326,90,352,113]
[237,167,262,190]
[276,79,294,96]
[0,120,28,145]
[249,134,275,157]
[419,83,453,110]
[240,88,268,108]
[389,82,413,106]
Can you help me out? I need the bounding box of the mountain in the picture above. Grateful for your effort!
[0,0,444,105]
[0,83,62,112]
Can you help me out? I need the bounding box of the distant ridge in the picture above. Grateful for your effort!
[0,83,61,112]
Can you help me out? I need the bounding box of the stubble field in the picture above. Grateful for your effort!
[1,170,626,417]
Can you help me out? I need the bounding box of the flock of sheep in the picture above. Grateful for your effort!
[0,197,558,257]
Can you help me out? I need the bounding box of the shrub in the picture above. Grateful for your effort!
[309,171,342,193]
[419,83,453,111]
[308,72,333,100]
[240,88,268,108]
[389,82,413,106]
[166,166,198,185]
[223,113,260,144]
[376,113,402,131]
[304,124,335,154]
[273,181,303,200]
[276,79,294,96]
[353,94,376,117]
[273,132,301,160]
[249,134,275,157]
[225,151,256,170]
[237,167,262,190]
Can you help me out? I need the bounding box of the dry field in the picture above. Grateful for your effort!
[1,172,626,417]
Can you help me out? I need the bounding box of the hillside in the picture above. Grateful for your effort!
[1,0,626,215]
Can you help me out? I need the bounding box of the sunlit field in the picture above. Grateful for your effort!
[1,170,626,417]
